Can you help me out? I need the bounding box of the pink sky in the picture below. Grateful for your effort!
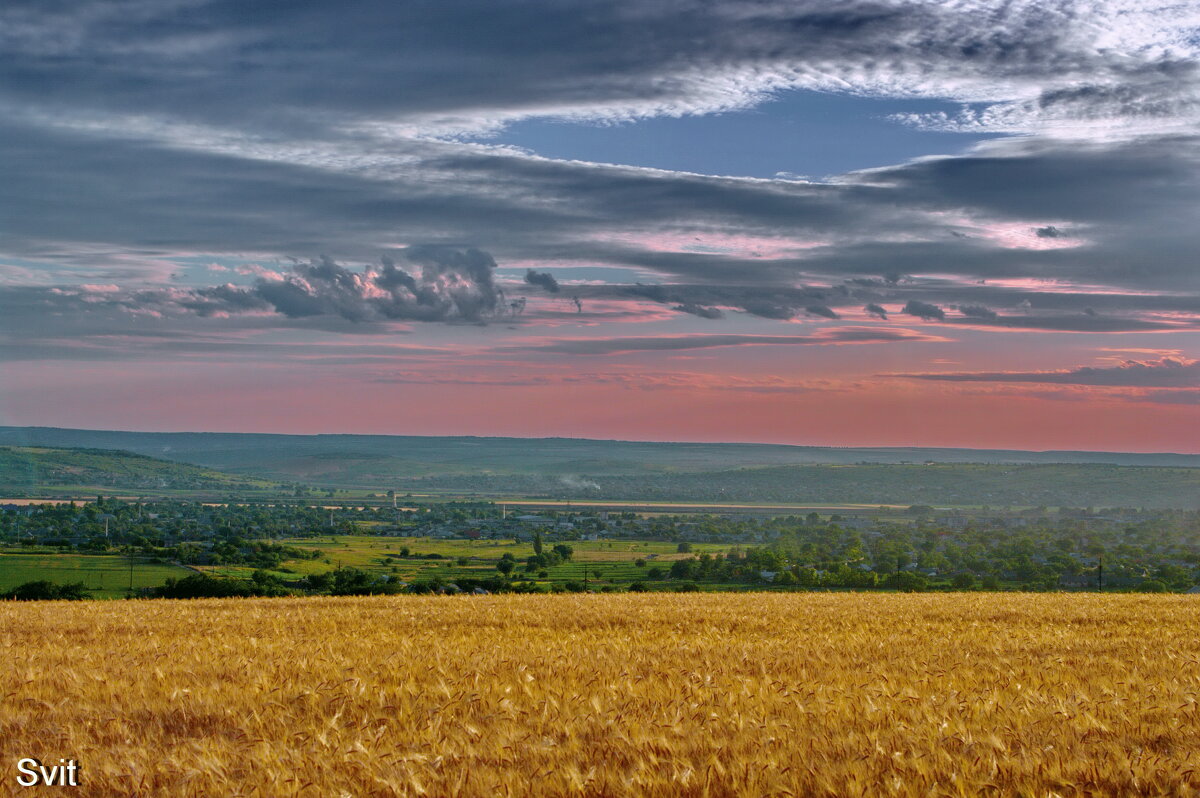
[4,319,1197,452]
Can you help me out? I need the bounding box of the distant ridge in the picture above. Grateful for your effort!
[2,429,1196,507]
[0,427,1196,472]
[0,445,271,492]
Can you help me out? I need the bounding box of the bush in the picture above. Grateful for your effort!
[1137,579,1169,593]
[3,580,91,601]
[882,571,928,592]
[951,572,976,590]
[675,582,700,592]
[302,572,332,591]
[329,567,403,595]
[147,574,259,599]
[628,581,649,592]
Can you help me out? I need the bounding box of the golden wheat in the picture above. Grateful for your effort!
[3,593,1200,796]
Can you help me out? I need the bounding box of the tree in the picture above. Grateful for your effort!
[677,542,692,553]
[883,571,927,592]
[951,572,976,590]
[669,558,695,579]
[533,532,544,556]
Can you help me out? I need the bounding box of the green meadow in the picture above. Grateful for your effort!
[201,535,732,589]
[0,552,193,598]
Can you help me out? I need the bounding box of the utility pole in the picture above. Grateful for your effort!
[1098,555,1104,593]
[128,548,135,595]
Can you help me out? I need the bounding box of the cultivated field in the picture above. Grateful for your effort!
[3,593,1199,796]
[203,535,727,589]
[0,553,191,598]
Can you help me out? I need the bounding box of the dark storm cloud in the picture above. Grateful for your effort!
[956,304,997,320]
[864,303,889,320]
[903,300,945,321]
[523,269,560,293]
[239,249,505,322]
[673,303,725,320]
[804,305,840,320]
[593,283,856,321]
[892,358,1200,387]
[3,249,509,326]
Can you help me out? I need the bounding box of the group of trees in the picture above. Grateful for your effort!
[2,580,91,600]
[516,535,574,575]
[650,513,1200,591]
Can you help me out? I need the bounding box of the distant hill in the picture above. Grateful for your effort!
[0,446,274,494]
[1,427,1197,482]
[0,428,1197,507]
[408,463,1200,510]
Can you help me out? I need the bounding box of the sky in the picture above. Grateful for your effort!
[1,0,1199,452]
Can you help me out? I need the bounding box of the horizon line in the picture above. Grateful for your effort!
[2,424,1197,458]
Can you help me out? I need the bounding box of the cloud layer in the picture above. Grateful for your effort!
[894,358,1200,388]
[1,0,1198,446]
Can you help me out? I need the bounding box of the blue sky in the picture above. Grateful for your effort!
[485,92,997,178]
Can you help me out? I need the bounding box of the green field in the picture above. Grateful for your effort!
[0,552,193,598]
[202,535,731,589]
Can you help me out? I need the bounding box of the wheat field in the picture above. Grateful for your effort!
[3,593,1200,797]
